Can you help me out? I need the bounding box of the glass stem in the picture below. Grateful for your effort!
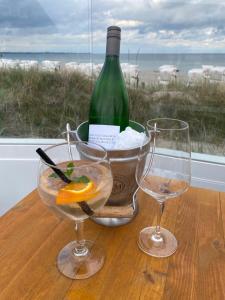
[73,220,89,257]
[153,201,165,242]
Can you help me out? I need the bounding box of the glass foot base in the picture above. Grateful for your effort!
[138,227,177,258]
[57,240,105,279]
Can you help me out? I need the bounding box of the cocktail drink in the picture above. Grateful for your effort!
[37,142,113,279]
[39,161,112,220]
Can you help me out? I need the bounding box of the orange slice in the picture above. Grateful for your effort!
[56,180,98,205]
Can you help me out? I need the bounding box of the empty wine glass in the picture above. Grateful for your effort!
[136,118,191,257]
[37,141,113,279]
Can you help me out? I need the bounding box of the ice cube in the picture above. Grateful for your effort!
[113,127,148,150]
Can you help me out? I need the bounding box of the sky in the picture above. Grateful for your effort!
[0,0,225,53]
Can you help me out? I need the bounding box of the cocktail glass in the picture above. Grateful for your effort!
[37,141,113,279]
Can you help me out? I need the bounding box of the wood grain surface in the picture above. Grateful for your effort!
[0,187,225,300]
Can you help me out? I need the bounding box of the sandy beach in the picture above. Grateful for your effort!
[139,69,188,86]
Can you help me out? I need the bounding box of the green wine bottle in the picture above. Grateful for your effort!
[88,26,129,149]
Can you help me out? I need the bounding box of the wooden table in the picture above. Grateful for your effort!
[0,187,225,300]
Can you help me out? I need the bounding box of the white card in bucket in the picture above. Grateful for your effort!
[89,124,120,150]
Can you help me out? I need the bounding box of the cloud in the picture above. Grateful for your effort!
[106,19,144,28]
[0,0,225,52]
[0,0,55,31]
[88,0,225,52]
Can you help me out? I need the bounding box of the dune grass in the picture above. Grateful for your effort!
[0,68,224,155]
[130,81,225,155]
[0,69,92,137]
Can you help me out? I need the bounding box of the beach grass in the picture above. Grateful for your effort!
[0,68,92,137]
[0,68,224,155]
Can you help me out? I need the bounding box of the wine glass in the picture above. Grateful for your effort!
[37,141,113,279]
[136,118,191,257]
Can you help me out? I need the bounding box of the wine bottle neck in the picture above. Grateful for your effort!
[106,37,120,57]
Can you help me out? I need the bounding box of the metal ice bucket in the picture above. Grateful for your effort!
[74,120,150,227]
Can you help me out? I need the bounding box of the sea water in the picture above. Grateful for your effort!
[1,52,225,74]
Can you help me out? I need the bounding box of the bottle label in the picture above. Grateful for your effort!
[89,124,120,150]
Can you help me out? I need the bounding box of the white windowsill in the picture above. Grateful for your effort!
[0,138,224,216]
[0,138,64,145]
[0,137,224,164]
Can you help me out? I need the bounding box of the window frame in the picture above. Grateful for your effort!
[0,137,224,215]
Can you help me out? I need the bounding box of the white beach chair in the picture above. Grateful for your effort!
[64,62,102,78]
[0,59,10,68]
[121,64,140,87]
[209,66,225,83]
[202,65,214,80]
[41,60,61,72]
[64,62,79,72]
[158,65,179,85]
[18,60,38,70]
[187,68,205,86]
[159,65,177,72]
[0,59,19,69]
[95,64,103,76]
[77,63,94,77]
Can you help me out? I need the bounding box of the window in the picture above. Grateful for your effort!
[0,1,225,211]
[0,0,93,138]
[0,0,224,159]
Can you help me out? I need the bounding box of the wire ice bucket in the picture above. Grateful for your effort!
[73,120,150,226]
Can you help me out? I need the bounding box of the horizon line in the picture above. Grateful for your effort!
[1,51,225,55]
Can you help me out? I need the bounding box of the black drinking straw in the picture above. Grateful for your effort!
[36,148,94,216]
